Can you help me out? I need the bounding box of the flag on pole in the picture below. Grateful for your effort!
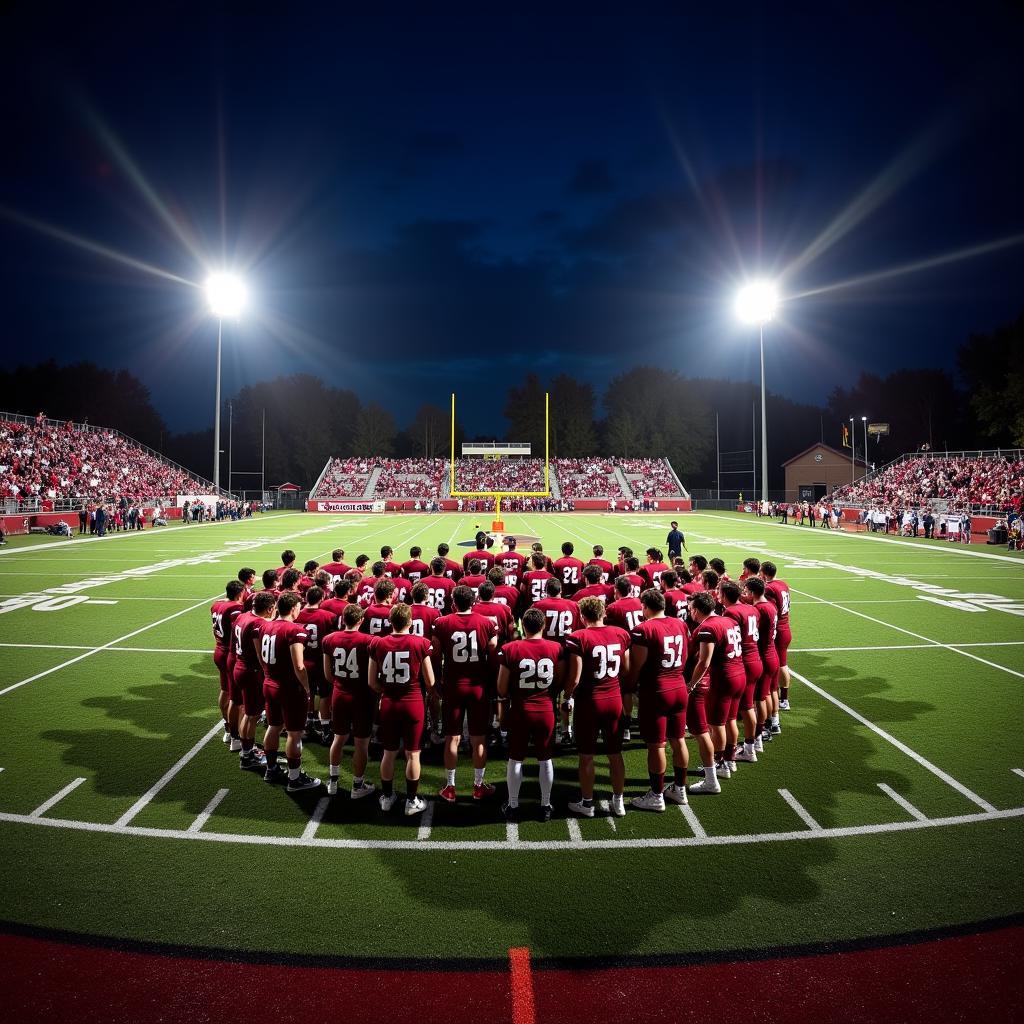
[842,424,850,448]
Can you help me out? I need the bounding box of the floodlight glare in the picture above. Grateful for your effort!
[734,280,778,325]
[205,273,247,318]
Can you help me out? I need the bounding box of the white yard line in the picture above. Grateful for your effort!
[416,800,435,840]
[877,783,928,822]
[789,668,996,812]
[1012,768,1024,781]
[302,797,330,840]
[779,788,822,831]
[4,802,1021,852]
[566,817,585,846]
[790,641,1024,654]
[188,788,230,833]
[679,803,706,838]
[113,721,225,827]
[29,777,87,817]
[0,643,210,653]
[790,587,1024,682]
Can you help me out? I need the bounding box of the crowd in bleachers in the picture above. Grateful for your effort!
[554,458,625,498]
[453,457,547,493]
[312,457,376,498]
[1,415,201,502]
[831,454,1024,513]
[371,458,446,498]
[619,458,683,497]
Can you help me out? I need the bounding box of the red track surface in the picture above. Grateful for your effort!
[5,924,1022,1023]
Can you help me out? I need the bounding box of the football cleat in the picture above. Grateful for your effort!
[350,781,375,800]
[222,729,231,745]
[229,737,242,753]
[754,735,764,753]
[735,747,757,763]
[770,721,782,735]
[779,699,791,711]
[687,776,722,796]
[438,784,457,804]
[473,781,496,800]
[631,790,666,812]
[663,784,688,805]
[404,796,427,816]
[726,760,738,774]
[501,802,520,822]
[622,728,631,742]
[286,771,322,793]
[378,792,397,812]
[610,794,626,817]
[239,751,267,772]
[326,778,338,796]
[263,764,286,785]
[539,804,552,823]
[568,799,595,818]
[716,761,732,779]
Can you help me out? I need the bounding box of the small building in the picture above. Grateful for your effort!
[782,443,867,502]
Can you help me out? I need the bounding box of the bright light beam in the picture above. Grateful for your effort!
[0,205,194,286]
[787,232,1024,301]
[205,273,247,318]
[734,280,778,324]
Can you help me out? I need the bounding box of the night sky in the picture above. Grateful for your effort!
[2,7,1022,436]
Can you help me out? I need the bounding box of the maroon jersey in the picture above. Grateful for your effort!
[321,561,353,586]
[565,624,632,699]
[297,575,315,599]
[639,562,670,589]
[211,599,243,649]
[368,633,433,698]
[274,565,293,580]
[588,558,615,584]
[244,586,279,613]
[231,611,264,672]
[692,614,745,690]
[460,573,487,597]
[432,611,497,686]
[764,580,792,623]
[442,557,464,581]
[631,616,688,694]
[663,588,689,621]
[724,603,761,668]
[391,577,413,604]
[421,574,456,613]
[355,577,379,608]
[496,550,527,585]
[323,629,371,696]
[257,619,309,687]
[571,583,615,604]
[755,601,780,666]
[499,637,562,711]
[319,597,348,627]
[532,597,581,645]
[473,600,515,645]
[401,559,430,584]
[552,556,586,597]
[463,549,496,574]
[681,581,704,597]
[522,569,554,607]
[621,573,644,599]
[360,603,394,637]
[491,583,521,610]
[606,597,643,632]
[382,560,404,578]
[410,603,440,639]
[296,607,337,667]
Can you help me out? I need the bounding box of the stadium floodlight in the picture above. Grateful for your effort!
[205,272,247,318]
[205,272,247,492]
[734,280,778,325]
[735,279,780,503]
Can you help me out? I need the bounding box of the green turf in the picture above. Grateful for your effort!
[0,509,1022,961]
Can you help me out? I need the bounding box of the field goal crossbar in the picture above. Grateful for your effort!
[450,391,550,531]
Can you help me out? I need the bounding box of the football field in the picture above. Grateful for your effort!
[1,509,1022,973]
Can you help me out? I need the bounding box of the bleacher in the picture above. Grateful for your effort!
[618,458,685,498]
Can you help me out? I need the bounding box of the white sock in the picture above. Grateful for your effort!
[446,768,456,787]
[474,767,485,785]
[353,775,363,787]
[705,762,717,782]
[329,765,339,779]
[539,759,554,806]
[506,759,523,807]
[288,765,300,780]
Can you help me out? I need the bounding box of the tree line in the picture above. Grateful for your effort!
[1,312,1021,490]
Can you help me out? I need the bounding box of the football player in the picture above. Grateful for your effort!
[743,576,780,747]
[211,580,245,749]
[232,589,276,770]
[761,561,793,711]
[638,548,669,589]
[553,541,585,598]
[422,557,457,614]
[588,545,614,584]
[572,564,614,605]
[401,546,430,584]
[361,578,396,637]
[521,552,555,609]
[275,549,297,580]
[721,580,763,764]
[497,536,527,586]
[296,585,338,743]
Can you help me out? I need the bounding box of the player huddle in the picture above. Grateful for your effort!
[209,535,793,819]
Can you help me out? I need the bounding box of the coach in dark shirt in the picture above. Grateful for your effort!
[666,521,686,559]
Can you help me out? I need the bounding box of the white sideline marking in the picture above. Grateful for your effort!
[789,668,996,812]
[1012,768,1024,781]
[790,587,1024,682]
[680,803,706,838]
[0,594,222,698]
[89,599,118,605]
[30,777,86,817]
[188,788,230,832]
[416,800,435,840]
[302,797,330,840]
[877,783,928,822]
[790,642,1024,653]
[113,721,225,827]
[598,801,617,831]
[6,803,1022,852]
[566,817,584,846]
[779,788,822,831]
[0,643,210,654]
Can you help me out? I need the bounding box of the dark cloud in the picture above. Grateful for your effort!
[566,159,617,196]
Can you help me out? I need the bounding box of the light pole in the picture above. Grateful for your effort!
[735,280,778,503]
[204,273,246,492]
[850,416,856,483]
[862,416,868,473]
